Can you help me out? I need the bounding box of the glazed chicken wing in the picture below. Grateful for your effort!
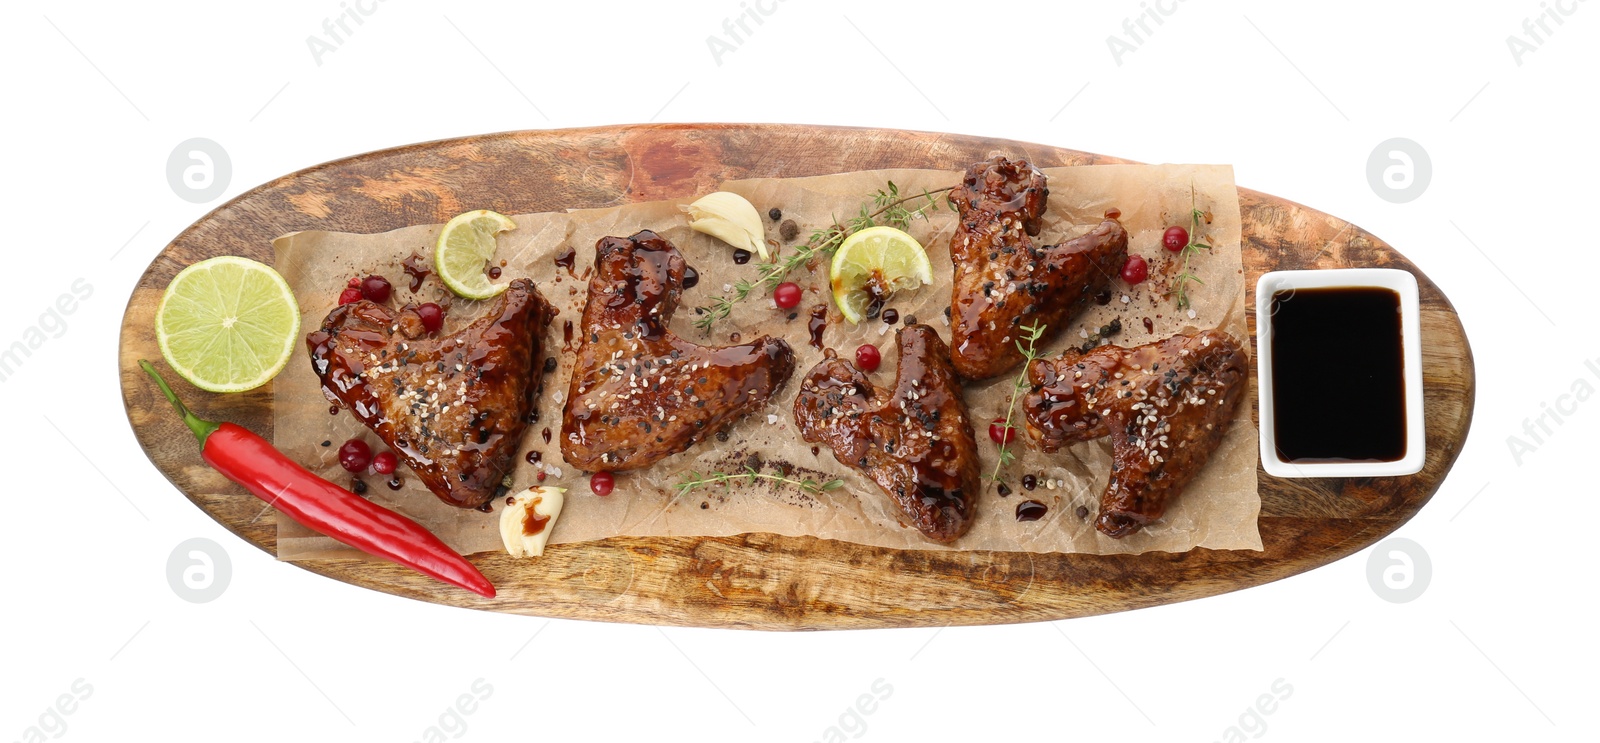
[562,230,795,471]
[1023,329,1247,537]
[948,156,1129,379]
[793,324,980,544]
[307,278,556,510]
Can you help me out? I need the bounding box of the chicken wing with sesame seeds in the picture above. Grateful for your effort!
[1022,329,1247,538]
[947,156,1129,379]
[307,278,557,510]
[561,230,795,472]
[793,324,980,544]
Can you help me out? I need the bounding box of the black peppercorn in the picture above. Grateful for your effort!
[352,479,368,495]
[768,207,782,221]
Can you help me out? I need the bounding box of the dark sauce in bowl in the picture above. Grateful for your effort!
[1269,286,1406,463]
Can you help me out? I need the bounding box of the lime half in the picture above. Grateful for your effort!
[155,256,300,393]
[830,226,934,324]
[436,210,516,299]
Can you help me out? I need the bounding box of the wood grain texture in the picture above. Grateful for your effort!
[118,124,1474,630]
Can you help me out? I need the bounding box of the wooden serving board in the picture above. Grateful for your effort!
[118,125,1474,630]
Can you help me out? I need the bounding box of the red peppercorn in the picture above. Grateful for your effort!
[590,471,615,496]
[337,439,372,472]
[1121,254,1149,285]
[416,303,444,333]
[361,275,392,303]
[338,287,362,305]
[989,420,1017,445]
[1163,225,1189,252]
[371,450,397,475]
[855,344,882,372]
[773,282,802,309]
[347,276,362,289]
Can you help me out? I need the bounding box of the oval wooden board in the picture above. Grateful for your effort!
[119,125,1474,630]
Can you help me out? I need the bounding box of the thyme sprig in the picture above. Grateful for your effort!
[986,321,1048,487]
[1170,185,1214,310]
[692,182,952,333]
[673,466,844,497]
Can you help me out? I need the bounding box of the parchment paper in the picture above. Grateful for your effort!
[272,163,1260,559]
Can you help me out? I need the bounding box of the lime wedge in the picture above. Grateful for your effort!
[154,256,300,393]
[829,226,933,324]
[435,210,516,299]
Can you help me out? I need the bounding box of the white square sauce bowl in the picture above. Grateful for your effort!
[1255,268,1425,478]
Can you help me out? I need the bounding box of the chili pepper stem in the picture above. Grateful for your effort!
[138,360,220,447]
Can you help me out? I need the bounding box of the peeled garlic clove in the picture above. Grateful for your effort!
[681,191,769,260]
[499,487,565,558]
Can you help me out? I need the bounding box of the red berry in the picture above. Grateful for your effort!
[416,303,444,333]
[1121,254,1149,285]
[371,450,398,475]
[590,471,615,496]
[1163,226,1189,252]
[337,439,372,472]
[773,282,802,309]
[338,287,363,305]
[361,275,392,303]
[989,420,1017,445]
[855,344,882,372]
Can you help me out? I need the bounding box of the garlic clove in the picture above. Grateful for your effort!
[681,191,769,260]
[499,486,565,558]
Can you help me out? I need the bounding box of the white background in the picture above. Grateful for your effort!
[2,1,1594,740]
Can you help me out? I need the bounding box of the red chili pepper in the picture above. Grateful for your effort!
[139,360,495,598]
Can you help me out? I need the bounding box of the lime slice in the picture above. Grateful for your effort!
[154,256,300,393]
[435,210,516,299]
[829,226,933,324]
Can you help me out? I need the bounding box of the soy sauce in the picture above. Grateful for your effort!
[807,304,828,349]
[554,247,577,274]
[1269,287,1406,462]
